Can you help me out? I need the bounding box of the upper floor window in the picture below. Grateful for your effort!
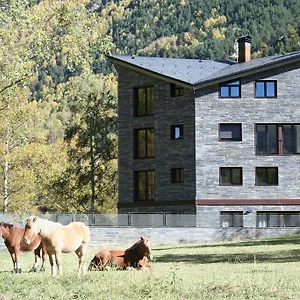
[219,123,242,141]
[171,125,184,140]
[219,167,243,186]
[134,128,154,158]
[219,80,241,98]
[171,168,184,183]
[256,124,300,155]
[255,167,278,186]
[170,83,184,97]
[134,86,154,117]
[255,80,277,98]
[134,170,155,201]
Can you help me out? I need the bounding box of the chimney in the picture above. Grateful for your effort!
[238,35,251,63]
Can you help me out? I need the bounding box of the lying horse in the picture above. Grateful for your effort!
[0,222,47,273]
[89,236,152,271]
[23,216,90,277]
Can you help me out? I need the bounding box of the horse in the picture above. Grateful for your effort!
[0,222,47,273]
[23,216,90,277]
[89,236,152,271]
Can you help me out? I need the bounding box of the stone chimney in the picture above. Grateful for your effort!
[238,35,251,63]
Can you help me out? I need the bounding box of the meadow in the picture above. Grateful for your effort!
[1,235,300,299]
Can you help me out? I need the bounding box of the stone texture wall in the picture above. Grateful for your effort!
[117,66,196,212]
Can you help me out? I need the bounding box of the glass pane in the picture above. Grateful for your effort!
[257,214,268,227]
[147,129,155,157]
[255,81,265,97]
[147,171,155,200]
[220,124,241,141]
[230,86,240,97]
[267,168,278,185]
[282,125,293,154]
[266,81,275,97]
[231,168,242,185]
[233,214,243,227]
[138,172,146,201]
[269,214,280,227]
[220,168,230,185]
[137,89,146,116]
[147,87,154,114]
[256,168,266,185]
[220,86,229,97]
[294,125,300,153]
[138,130,146,158]
[267,125,278,154]
[175,127,181,139]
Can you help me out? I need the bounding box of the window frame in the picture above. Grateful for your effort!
[171,124,184,140]
[255,167,278,186]
[170,83,184,97]
[134,128,155,159]
[219,80,241,98]
[134,170,155,202]
[255,80,277,98]
[171,168,184,183]
[219,167,243,186]
[219,123,242,142]
[134,86,154,117]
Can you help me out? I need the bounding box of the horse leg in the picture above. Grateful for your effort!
[39,246,47,272]
[29,249,39,272]
[55,252,62,277]
[14,250,22,273]
[75,245,88,276]
[10,252,17,273]
[49,254,57,277]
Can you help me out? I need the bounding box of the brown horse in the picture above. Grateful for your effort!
[23,216,90,277]
[89,236,152,271]
[0,222,47,273]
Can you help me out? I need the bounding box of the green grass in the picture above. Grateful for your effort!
[1,235,300,299]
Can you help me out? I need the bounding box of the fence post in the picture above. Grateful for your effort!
[128,213,131,227]
[163,212,167,227]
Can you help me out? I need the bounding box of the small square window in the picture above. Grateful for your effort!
[256,167,278,186]
[220,167,243,186]
[170,83,184,97]
[219,80,241,98]
[171,168,184,183]
[255,80,277,98]
[219,124,242,141]
[171,125,184,139]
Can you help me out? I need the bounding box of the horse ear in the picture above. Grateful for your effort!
[33,217,37,222]
[140,236,144,241]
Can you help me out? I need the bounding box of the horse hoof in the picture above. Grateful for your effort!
[18,269,22,273]
[29,267,37,273]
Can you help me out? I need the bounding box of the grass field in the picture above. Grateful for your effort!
[1,235,300,299]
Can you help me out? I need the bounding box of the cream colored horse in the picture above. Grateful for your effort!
[23,216,90,277]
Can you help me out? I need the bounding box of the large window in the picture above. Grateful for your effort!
[134,128,154,158]
[219,80,241,98]
[257,212,300,227]
[134,86,154,116]
[255,167,278,186]
[170,83,184,97]
[171,168,184,183]
[220,212,243,227]
[219,167,243,186]
[171,125,184,140]
[134,171,155,201]
[219,123,242,141]
[256,124,300,155]
[255,80,277,98]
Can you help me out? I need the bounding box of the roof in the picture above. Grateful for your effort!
[108,51,300,89]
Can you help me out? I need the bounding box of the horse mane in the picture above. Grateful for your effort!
[126,240,142,252]
[30,217,62,236]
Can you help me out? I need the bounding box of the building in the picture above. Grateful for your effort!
[108,36,300,228]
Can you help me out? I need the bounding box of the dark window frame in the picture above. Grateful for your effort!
[134,128,155,159]
[219,123,242,141]
[220,211,243,227]
[170,83,184,97]
[171,124,184,140]
[219,167,243,186]
[134,86,154,117]
[171,168,184,183]
[255,80,277,98]
[255,167,278,186]
[219,80,241,98]
[134,170,155,201]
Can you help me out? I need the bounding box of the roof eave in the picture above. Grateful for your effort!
[107,55,193,89]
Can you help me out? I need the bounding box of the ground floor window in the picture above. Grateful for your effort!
[220,211,243,227]
[257,212,300,227]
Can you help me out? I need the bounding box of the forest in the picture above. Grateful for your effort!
[1,0,300,214]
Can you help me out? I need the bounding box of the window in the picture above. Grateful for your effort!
[219,124,242,141]
[170,83,184,97]
[257,212,300,227]
[134,86,154,116]
[171,168,184,183]
[171,125,184,140]
[134,171,155,201]
[220,212,243,227]
[255,167,278,186]
[219,167,243,186]
[256,124,300,155]
[219,80,241,98]
[134,128,154,158]
[255,80,277,98]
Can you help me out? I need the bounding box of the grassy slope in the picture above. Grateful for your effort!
[0,235,300,299]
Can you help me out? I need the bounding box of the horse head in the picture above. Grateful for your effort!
[139,236,152,259]
[23,216,39,245]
